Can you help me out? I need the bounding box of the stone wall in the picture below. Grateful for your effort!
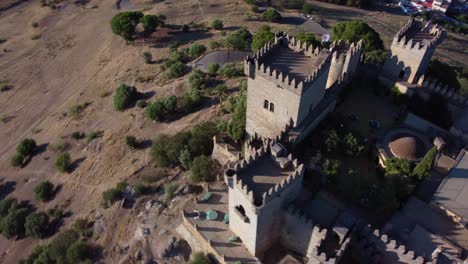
[381,18,446,85]
[211,136,241,166]
[246,74,301,139]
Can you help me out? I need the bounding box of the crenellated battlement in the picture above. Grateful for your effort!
[244,32,333,95]
[418,75,468,107]
[392,18,446,53]
[224,139,305,209]
[352,224,429,264]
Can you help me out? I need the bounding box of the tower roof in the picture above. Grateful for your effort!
[389,135,427,161]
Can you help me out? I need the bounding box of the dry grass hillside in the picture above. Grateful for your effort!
[0,0,466,263]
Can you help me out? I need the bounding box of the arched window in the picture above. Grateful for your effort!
[264,100,269,109]
[269,102,275,112]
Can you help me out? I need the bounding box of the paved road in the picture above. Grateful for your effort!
[193,50,252,73]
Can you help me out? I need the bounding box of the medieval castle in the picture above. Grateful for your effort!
[182,18,467,264]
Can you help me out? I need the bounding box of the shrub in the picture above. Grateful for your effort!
[261,9,282,23]
[136,99,147,108]
[0,207,30,239]
[25,212,49,238]
[113,84,139,111]
[189,43,207,58]
[125,135,139,149]
[86,131,103,142]
[252,25,275,51]
[145,101,164,121]
[167,61,185,79]
[332,21,384,52]
[110,11,143,41]
[413,147,437,180]
[140,14,162,34]
[209,40,222,49]
[68,102,88,119]
[47,229,80,261]
[49,141,69,153]
[66,241,92,263]
[182,24,189,32]
[221,63,242,77]
[178,148,192,170]
[208,63,220,75]
[188,69,206,90]
[33,181,55,201]
[211,19,223,30]
[190,252,211,264]
[71,131,85,140]
[142,51,152,64]
[164,182,177,201]
[102,188,123,206]
[384,158,412,177]
[296,32,320,48]
[72,218,94,239]
[342,133,364,157]
[32,22,39,28]
[190,155,215,182]
[17,138,37,157]
[225,28,252,50]
[55,152,71,173]
[11,153,24,167]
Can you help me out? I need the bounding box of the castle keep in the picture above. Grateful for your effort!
[244,32,362,140]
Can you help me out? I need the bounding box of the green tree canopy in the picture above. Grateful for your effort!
[33,181,55,202]
[190,252,211,264]
[17,138,37,157]
[211,19,223,30]
[225,28,252,50]
[113,84,140,111]
[190,155,216,182]
[412,147,437,180]
[384,157,412,177]
[252,25,275,52]
[140,14,164,34]
[55,152,72,173]
[110,11,143,41]
[261,9,282,23]
[296,32,321,48]
[25,212,49,238]
[332,21,384,52]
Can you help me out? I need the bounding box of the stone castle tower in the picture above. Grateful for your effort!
[380,18,446,85]
[224,139,305,258]
[244,32,362,140]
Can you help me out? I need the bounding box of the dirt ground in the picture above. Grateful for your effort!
[0,0,466,263]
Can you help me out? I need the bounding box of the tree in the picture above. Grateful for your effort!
[55,152,71,173]
[167,61,185,79]
[413,147,437,180]
[140,14,162,34]
[145,101,164,121]
[47,229,80,262]
[189,43,207,58]
[33,181,54,202]
[190,252,211,264]
[296,32,320,48]
[208,63,220,75]
[11,153,24,167]
[188,69,206,90]
[214,84,228,107]
[164,182,177,201]
[252,25,275,51]
[190,155,215,182]
[225,28,252,50]
[324,130,339,153]
[25,212,49,238]
[0,198,18,217]
[66,241,91,263]
[113,84,139,111]
[343,133,364,156]
[384,158,412,177]
[332,21,384,52]
[151,134,172,167]
[0,207,29,239]
[323,159,340,181]
[221,63,242,77]
[178,148,192,170]
[211,19,223,30]
[365,49,388,65]
[17,138,37,157]
[110,11,143,42]
[261,9,282,23]
[189,122,218,157]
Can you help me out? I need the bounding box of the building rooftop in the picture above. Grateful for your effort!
[259,46,329,82]
[238,155,295,203]
[432,149,468,223]
[389,135,428,161]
